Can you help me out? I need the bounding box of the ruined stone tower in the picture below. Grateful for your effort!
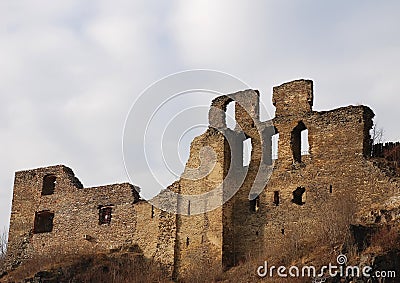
[5,79,399,279]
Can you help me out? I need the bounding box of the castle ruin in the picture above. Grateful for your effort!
[5,79,400,279]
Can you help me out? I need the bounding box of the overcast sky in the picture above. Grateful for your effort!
[1,1,400,232]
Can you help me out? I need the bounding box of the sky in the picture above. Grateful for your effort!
[1,0,400,232]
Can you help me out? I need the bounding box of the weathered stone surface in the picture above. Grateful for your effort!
[5,165,176,274]
[5,79,399,280]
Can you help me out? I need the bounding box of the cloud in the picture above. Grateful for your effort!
[168,0,400,138]
[1,0,400,231]
[0,0,170,230]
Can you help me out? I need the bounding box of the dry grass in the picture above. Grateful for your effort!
[177,249,225,282]
[370,226,400,253]
[3,250,172,283]
[1,210,398,282]
[1,233,397,283]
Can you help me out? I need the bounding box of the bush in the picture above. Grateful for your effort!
[0,228,7,270]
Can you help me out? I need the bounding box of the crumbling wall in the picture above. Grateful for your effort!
[173,129,226,278]
[272,79,313,117]
[258,80,398,260]
[6,165,84,269]
[5,165,176,274]
[5,79,400,280]
[202,79,398,267]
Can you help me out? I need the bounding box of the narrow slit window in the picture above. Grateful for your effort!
[273,191,280,206]
[151,205,155,218]
[250,194,260,212]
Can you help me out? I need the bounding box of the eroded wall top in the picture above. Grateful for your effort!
[273,79,313,117]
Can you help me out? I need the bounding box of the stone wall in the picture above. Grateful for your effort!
[5,165,176,273]
[5,79,400,280]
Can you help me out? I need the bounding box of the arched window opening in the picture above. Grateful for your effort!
[291,121,308,163]
[42,174,56,195]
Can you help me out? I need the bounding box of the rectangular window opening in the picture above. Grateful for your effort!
[272,133,279,160]
[226,102,236,130]
[301,129,309,156]
[33,210,54,234]
[243,138,252,167]
[292,187,305,206]
[42,174,56,195]
[99,206,113,225]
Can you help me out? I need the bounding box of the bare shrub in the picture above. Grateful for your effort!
[0,228,7,271]
[318,192,355,250]
[370,226,400,252]
[371,123,384,145]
